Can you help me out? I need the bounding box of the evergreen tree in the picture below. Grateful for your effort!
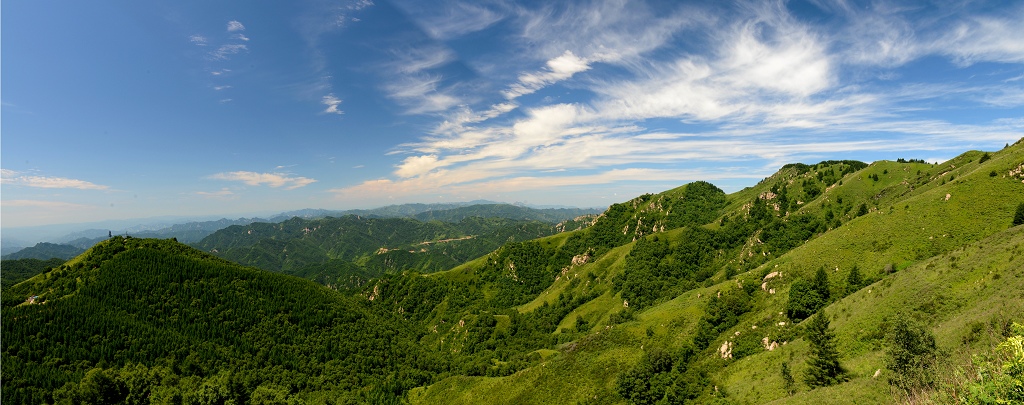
[804,311,847,388]
[856,203,869,217]
[813,267,831,303]
[1014,202,1024,226]
[846,265,862,294]
[781,362,795,395]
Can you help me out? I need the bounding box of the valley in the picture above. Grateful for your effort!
[3,141,1023,404]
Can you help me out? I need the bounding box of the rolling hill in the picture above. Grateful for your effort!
[3,141,1022,404]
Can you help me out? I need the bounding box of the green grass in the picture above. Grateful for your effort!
[411,141,1024,404]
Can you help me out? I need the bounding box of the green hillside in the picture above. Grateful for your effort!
[403,141,1024,404]
[195,215,558,286]
[3,141,1022,404]
[1,237,444,404]
[0,257,64,290]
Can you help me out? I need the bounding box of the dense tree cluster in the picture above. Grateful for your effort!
[0,257,63,291]
[2,238,442,404]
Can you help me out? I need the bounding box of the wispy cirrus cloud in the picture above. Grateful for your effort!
[393,0,506,40]
[335,0,1023,204]
[196,188,236,199]
[227,20,246,32]
[1,199,92,209]
[207,171,317,190]
[1,169,110,190]
[209,44,248,61]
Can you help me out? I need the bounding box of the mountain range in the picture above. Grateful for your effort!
[3,140,1023,404]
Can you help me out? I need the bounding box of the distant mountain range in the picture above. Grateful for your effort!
[2,202,602,256]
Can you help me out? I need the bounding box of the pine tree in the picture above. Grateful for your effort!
[1014,202,1024,227]
[804,311,847,388]
[781,362,795,395]
[846,265,862,294]
[813,267,831,303]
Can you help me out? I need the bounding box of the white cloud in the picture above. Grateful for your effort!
[196,188,236,199]
[233,33,250,41]
[207,171,317,190]
[384,74,462,114]
[1,199,91,209]
[209,44,248,60]
[392,45,455,74]
[395,154,443,178]
[939,8,1024,66]
[190,35,208,46]
[322,94,343,114]
[1,169,110,190]
[213,85,232,91]
[503,51,591,99]
[517,0,694,65]
[227,20,246,32]
[393,0,504,40]
[331,1,1024,205]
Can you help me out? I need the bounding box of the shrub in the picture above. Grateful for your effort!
[885,313,937,392]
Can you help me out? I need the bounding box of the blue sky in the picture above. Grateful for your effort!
[2,0,1023,228]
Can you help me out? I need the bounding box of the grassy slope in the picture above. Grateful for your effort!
[411,142,1024,404]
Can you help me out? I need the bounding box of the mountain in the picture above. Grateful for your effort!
[399,143,1024,403]
[411,204,601,224]
[1,242,84,260]
[1,237,443,404]
[194,215,561,287]
[4,141,1022,404]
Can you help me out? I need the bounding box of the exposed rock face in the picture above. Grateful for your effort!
[719,341,733,359]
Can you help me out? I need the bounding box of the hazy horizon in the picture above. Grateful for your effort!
[3,0,1022,228]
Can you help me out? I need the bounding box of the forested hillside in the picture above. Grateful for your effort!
[3,142,1022,404]
[406,141,1024,404]
[0,257,63,290]
[1,237,443,404]
[195,215,560,287]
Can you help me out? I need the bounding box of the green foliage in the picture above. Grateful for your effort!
[856,203,869,217]
[616,346,713,404]
[781,362,795,395]
[614,230,720,310]
[1014,202,1024,226]
[929,323,1024,404]
[813,267,831,302]
[846,265,863,294]
[1,238,440,404]
[803,312,847,388]
[786,278,824,322]
[0,257,63,290]
[885,313,937,393]
[197,215,558,285]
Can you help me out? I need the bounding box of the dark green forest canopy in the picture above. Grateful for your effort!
[1,237,443,404]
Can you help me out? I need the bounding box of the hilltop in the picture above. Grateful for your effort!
[1,237,443,404]
[389,141,1024,403]
[3,141,1022,404]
